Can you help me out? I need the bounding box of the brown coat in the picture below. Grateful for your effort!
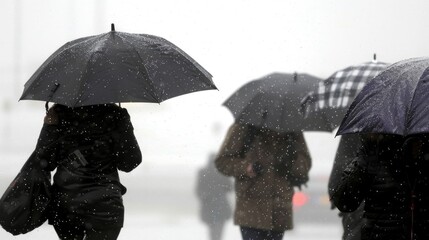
[215,123,311,232]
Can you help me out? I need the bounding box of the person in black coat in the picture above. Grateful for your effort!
[35,103,142,240]
[331,133,429,240]
[328,134,364,240]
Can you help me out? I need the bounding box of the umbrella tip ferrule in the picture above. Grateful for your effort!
[293,72,298,82]
[111,23,115,32]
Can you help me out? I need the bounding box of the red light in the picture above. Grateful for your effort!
[293,192,308,207]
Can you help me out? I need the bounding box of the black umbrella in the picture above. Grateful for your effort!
[337,57,429,136]
[20,24,216,107]
[223,72,332,132]
[301,60,389,130]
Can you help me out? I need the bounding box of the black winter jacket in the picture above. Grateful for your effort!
[35,104,142,229]
[328,134,364,240]
[331,134,429,240]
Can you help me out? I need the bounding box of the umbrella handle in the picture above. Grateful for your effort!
[45,83,60,113]
[45,101,49,113]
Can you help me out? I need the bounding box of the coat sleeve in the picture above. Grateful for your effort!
[292,133,312,177]
[328,134,361,208]
[111,109,142,172]
[275,133,312,188]
[330,152,373,212]
[214,124,252,178]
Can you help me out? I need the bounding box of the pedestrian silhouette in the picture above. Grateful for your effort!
[196,152,233,240]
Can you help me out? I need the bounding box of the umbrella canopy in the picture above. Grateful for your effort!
[20,24,216,107]
[301,61,389,130]
[337,57,429,136]
[223,72,332,132]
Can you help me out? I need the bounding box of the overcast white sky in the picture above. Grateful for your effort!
[1,0,429,167]
[2,0,429,98]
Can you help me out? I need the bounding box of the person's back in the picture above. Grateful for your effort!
[332,134,429,240]
[215,123,311,240]
[361,135,408,239]
[36,103,142,240]
[402,135,429,239]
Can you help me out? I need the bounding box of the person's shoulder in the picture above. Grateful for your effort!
[226,123,246,136]
[104,104,131,123]
[229,122,249,131]
[96,104,127,115]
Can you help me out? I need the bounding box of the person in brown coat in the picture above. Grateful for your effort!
[215,123,311,240]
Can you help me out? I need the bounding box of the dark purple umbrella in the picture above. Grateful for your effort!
[301,61,389,131]
[224,72,332,132]
[20,24,216,108]
[337,57,429,136]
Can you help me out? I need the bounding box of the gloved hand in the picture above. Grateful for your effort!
[252,161,264,175]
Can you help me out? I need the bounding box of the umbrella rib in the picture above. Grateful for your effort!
[130,33,215,89]
[63,34,104,52]
[117,34,162,103]
[170,47,216,89]
[134,33,213,79]
[21,36,101,101]
[404,62,427,135]
[72,39,111,107]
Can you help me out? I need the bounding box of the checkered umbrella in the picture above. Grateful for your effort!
[301,61,389,131]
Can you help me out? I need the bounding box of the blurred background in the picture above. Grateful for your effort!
[1,0,429,239]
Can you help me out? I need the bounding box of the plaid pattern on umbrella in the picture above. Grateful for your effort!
[337,57,429,136]
[301,61,389,130]
[315,61,389,110]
